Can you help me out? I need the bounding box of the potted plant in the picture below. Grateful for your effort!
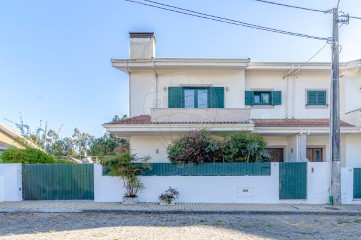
[100,152,150,204]
[159,187,180,206]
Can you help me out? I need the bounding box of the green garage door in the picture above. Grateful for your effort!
[279,163,307,199]
[23,164,94,200]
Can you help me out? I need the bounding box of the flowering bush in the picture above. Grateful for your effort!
[167,129,269,163]
[167,129,224,163]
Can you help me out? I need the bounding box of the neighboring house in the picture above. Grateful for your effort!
[0,123,40,155]
[0,123,24,154]
[103,32,361,167]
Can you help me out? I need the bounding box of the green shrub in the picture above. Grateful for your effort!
[167,129,270,163]
[100,153,151,197]
[1,147,55,164]
[167,129,225,163]
[223,132,270,162]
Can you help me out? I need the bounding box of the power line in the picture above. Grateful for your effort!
[126,0,330,41]
[305,43,329,62]
[251,0,329,13]
[348,15,361,20]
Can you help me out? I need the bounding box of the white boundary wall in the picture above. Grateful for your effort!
[341,167,361,204]
[94,162,330,204]
[0,164,22,201]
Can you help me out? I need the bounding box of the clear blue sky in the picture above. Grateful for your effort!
[1,0,360,137]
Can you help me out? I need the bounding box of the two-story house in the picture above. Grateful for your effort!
[103,32,361,167]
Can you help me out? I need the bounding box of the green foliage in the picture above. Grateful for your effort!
[100,153,151,197]
[1,147,55,164]
[223,132,270,162]
[167,129,224,163]
[6,113,128,158]
[112,114,128,122]
[89,133,125,156]
[167,129,270,163]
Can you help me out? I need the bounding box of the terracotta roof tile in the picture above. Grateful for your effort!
[253,119,354,128]
[106,115,355,128]
[107,115,151,125]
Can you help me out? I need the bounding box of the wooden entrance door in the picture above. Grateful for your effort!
[267,148,284,162]
[306,148,323,162]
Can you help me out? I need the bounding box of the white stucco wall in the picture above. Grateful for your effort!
[94,163,330,204]
[245,71,286,119]
[130,135,175,162]
[130,68,246,117]
[345,135,361,167]
[0,164,22,201]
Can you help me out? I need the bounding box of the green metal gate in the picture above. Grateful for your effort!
[279,163,307,199]
[353,168,361,199]
[22,164,94,200]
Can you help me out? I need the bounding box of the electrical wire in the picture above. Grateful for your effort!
[348,15,361,20]
[126,0,330,41]
[251,0,329,13]
[305,43,329,62]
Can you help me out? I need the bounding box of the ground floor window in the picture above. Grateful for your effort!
[266,148,284,162]
[306,148,323,162]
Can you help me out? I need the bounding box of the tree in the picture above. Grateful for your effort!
[89,133,124,156]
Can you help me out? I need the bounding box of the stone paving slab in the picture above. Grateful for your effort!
[1,201,361,215]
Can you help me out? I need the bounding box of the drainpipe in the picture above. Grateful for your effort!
[152,60,159,108]
[283,65,295,118]
[125,62,131,117]
[291,65,301,119]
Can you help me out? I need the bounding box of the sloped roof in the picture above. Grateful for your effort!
[253,119,354,128]
[105,115,355,128]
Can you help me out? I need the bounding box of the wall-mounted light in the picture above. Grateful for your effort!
[291,148,293,153]
[164,86,167,92]
[155,148,159,154]
[226,86,229,92]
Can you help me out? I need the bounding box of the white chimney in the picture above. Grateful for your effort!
[129,32,156,59]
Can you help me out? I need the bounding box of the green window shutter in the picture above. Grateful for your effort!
[318,91,326,105]
[307,91,317,105]
[307,91,326,105]
[245,91,254,106]
[209,87,224,108]
[168,87,183,108]
[272,91,282,105]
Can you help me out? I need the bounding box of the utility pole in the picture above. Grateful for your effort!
[330,7,341,206]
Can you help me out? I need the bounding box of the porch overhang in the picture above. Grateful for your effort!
[103,123,255,137]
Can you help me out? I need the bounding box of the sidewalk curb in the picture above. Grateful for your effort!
[1,209,361,216]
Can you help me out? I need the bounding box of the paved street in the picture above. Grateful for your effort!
[1,212,361,240]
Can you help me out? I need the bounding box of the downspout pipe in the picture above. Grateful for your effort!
[125,62,131,117]
[283,65,295,118]
[152,60,159,108]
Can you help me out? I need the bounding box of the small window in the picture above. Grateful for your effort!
[245,91,281,106]
[307,148,323,162]
[253,92,271,105]
[307,90,327,106]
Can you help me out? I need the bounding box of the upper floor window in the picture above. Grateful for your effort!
[168,87,224,108]
[306,90,327,106]
[245,91,281,106]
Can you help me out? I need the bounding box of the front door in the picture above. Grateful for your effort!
[267,148,284,162]
[306,148,323,162]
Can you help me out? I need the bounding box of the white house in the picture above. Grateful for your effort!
[103,32,361,167]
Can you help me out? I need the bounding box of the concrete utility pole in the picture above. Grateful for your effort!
[330,7,341,206]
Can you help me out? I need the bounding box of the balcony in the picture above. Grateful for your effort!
[150,108,251,123]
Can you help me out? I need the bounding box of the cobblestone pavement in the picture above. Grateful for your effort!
[2,201,361,214]
[1,212,361,240]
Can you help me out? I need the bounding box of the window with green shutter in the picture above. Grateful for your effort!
[245,91,282,106]
[306,90,327,106]
[168,87,224,108]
